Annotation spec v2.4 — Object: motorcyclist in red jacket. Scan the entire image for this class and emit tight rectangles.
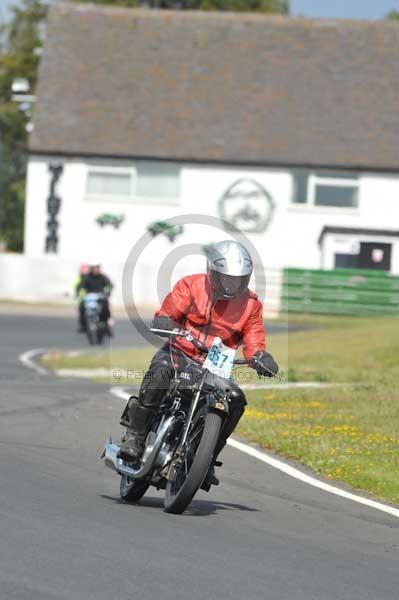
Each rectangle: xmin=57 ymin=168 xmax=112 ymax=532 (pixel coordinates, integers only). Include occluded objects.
xmin=119 ymin=240 xmax=278 ymax=485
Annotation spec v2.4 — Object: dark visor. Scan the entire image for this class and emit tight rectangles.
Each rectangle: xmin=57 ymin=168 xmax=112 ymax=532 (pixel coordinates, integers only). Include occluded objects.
xmin=210 ymin=271 xmax=250 ymax=298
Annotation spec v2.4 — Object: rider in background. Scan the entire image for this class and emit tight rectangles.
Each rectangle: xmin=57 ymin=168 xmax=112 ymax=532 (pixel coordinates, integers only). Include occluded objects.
xmin=81 ymin=264 xmax=114 ymax=332
xmin=75 ymin=263 xmax=90 ymax=333
xmin=119 ymin=240 xmax=278 ymax=486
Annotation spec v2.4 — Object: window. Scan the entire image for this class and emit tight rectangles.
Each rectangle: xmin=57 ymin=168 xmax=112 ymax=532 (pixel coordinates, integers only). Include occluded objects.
xmin=87 ymin=172 xmax=132 ymax=197
xmin=292 ymin=171 xmax=308 ymax=204
xmin=292 ymin=170 xmax=359 ymax=208
xmin=86 ymin=162 xmax=180 ymax=204
xmin=136 ymin=161 xmax=180 ymax=199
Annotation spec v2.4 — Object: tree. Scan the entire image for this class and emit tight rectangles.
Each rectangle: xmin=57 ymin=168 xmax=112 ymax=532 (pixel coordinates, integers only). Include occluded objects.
xmin=76 ymin=0 xmax=288 ymax=11
xmin=0 ymin=0 xmax=46 ymax=251
xmin=387 ymin=10 xmax=399 ymax=20
xmin=194 ymin=0 xmax=288 ymax=11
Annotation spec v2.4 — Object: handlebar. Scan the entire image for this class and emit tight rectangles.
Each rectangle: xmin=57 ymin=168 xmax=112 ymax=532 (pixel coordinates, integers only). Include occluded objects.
xmin=151 ymin=327 xmax=249 ymax=362
xmin=150 ymin=327 xmax=281 ymax=379
xmin=150 ymin=328 xmax=209 ymax=354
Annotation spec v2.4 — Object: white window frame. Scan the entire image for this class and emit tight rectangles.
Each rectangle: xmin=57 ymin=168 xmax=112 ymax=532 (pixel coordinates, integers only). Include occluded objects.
xmin=308 ymin=173 xmax=359 ymax=209
xmin=134 ymin=161 xmax=181 ymax=205
xmin=290 ymin=171 xmax=361 ymax=214
xmin=85 ymin=166 xmax=136 ymax=203
xmin=85 ymin=163 xmax=181 ymax=206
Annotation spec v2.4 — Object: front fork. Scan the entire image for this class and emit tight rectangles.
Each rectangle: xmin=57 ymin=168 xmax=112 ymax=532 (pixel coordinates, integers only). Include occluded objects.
xmin=177 ymin=384 xmax=229 ymax=456
xmin=179 ymin=387 xmax=202 ymax=449
xmin=165 ymin=389 xmax=203 ymax=481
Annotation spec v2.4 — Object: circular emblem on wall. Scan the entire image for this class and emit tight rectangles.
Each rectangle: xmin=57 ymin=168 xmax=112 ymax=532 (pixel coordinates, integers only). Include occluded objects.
xmin=218 ymin=178 xmax=275 ymax=234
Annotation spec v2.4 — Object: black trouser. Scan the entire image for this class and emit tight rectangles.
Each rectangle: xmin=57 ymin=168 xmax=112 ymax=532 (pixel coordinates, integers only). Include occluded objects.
xmin=136 ymin=345 xmax=247 ymax=458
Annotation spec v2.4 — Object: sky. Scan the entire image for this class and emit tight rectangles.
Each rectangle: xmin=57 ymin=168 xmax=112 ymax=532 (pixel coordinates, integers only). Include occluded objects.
xmin=0 ymin=0 xmax=16 ymax=21
xmin=291 ymin=0 xmax=398 ymax=20
xmin=0 ymin=0 xmax=398 ymax=20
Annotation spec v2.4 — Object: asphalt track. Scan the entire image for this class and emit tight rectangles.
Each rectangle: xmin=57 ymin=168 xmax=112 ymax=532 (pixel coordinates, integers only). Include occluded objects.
xmin=0 ymin=312 xmax=398 ymax=600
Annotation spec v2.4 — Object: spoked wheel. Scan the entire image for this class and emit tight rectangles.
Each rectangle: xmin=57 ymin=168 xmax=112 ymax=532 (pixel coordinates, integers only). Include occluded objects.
xmin=120 ymin=475 xmax=149 ymax=503
xmin=164 ymin=411 xmax=222 ymax=515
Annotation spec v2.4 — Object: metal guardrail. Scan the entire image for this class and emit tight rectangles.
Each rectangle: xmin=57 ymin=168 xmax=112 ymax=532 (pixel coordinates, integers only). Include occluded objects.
xmin=281 ymin=268 xmax=399 ymax=315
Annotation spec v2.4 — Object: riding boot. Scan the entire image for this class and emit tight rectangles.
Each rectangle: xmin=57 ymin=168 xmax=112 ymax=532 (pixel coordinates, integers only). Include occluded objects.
xmin=119 ymin=404 xmax=154 ymax=463
xmin=202 ymin=465 xmax=219 ymax=489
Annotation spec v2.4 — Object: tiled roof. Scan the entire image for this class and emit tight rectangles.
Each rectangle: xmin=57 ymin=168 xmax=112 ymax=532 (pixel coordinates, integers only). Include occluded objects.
xmin=30 ymin=3 xmax=399 ymax=170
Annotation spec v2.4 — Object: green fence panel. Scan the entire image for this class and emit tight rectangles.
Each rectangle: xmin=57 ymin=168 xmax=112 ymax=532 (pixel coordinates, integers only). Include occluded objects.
xmin=282 ymin=268 xmax=399 ymax=315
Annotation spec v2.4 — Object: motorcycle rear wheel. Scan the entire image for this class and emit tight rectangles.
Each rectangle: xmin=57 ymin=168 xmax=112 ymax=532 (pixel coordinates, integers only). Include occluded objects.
xmin=120 ymin=475 xmax=149 ymax=503
xmin=164 ymin=411 xmax=222 ymax=515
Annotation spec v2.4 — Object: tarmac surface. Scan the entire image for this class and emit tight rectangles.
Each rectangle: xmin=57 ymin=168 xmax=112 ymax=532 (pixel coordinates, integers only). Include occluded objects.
xmin=0 ymin=311 xmax=398 ymax=600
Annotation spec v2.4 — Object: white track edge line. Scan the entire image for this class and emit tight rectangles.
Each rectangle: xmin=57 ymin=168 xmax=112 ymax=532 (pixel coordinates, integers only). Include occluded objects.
xmin=110 ymin=385 xmax=399 ymax=520
xmin=19 ymin=348 xmax=49 ymax=375
xmin=226 ymin=438 xmax=399 ymax=519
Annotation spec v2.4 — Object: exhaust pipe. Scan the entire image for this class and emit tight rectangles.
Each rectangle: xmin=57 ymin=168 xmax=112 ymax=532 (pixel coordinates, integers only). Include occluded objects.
xmin=101 ymin=437 xmax=120 ymax=472
xmin=101 ymin=437 xmax=144 ymax=478
xmin=101 ymin=415 xmax=176 ymax=479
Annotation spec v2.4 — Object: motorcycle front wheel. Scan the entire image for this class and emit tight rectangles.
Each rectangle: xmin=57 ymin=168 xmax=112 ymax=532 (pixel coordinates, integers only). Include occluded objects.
xmin=120 ymin=475 xmax=149 ymax=503
xmin=164 ymin=411 xmax=222 ymax=515
xmin=86 ymin=319 xmax=97 ymax=345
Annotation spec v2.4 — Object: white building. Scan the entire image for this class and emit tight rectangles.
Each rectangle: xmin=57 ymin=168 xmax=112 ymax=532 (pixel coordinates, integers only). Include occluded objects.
xmin=22 ymin=4 xmax=399 ymax=307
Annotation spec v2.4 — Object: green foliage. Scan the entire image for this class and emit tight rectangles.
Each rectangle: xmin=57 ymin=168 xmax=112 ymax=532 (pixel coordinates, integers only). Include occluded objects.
xmin=387 ymin=10 xmax=399 ymax=20
xmin=76 ymin=0 xmax=140 ymax=5
xmin=196 ymin=0 xmax=288 ymax=11
xmin=0 ymin=0 xmax=46 ymax=251
xmin=75 ymin=0 xmax=288 ymax=12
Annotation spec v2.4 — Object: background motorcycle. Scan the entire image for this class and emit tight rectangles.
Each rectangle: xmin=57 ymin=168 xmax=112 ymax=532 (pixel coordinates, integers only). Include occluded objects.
xmin=83 ymin=293 xmax=111 ymax=345
xmin=102 ymin=328 xmax=272 ymax=514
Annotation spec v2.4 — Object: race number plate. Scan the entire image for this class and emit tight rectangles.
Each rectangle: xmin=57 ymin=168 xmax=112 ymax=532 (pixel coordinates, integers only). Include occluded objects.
xmin=203 ymin=337 xmax=236 ymax=379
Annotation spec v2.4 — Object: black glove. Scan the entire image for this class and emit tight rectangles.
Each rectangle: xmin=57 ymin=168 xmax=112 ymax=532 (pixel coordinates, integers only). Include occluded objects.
xmin=250 ymin=350 xmax=279 ymax=377
xmin=151 ymin=315 xmax=182 ymax=337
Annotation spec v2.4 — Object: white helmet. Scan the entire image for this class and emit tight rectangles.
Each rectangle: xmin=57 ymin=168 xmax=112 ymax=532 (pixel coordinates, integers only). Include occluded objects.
xmin=207 ymin=240 xmax=253 ymax=298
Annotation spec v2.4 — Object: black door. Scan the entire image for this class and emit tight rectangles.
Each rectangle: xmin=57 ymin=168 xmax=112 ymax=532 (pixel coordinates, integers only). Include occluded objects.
xmin=358 ymin=242 xmax=391 ymax=271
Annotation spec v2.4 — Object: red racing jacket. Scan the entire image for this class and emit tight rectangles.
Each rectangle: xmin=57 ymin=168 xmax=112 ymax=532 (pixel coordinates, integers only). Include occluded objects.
xmin=155 ymin=273 xmax=266 ymax=361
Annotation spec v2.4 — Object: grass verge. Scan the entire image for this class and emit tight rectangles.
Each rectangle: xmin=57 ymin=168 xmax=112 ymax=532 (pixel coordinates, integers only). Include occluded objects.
xmin=238 ymin=314 xmax=399 ymax=504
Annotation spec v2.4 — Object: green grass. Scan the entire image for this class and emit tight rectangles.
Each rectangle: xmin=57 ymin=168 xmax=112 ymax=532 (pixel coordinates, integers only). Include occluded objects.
xmin=238 ymin=386 xmax=399 ymax=504
xmin=239 ymin=314 xmax=399 ymax=504
xmin=41 ymin=314 xmax=399 ymax=504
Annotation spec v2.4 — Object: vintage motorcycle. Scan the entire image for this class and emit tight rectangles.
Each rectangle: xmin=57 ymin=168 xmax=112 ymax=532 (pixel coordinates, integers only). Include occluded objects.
xmin=102 ymin=328 xmax=270 ymax=514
